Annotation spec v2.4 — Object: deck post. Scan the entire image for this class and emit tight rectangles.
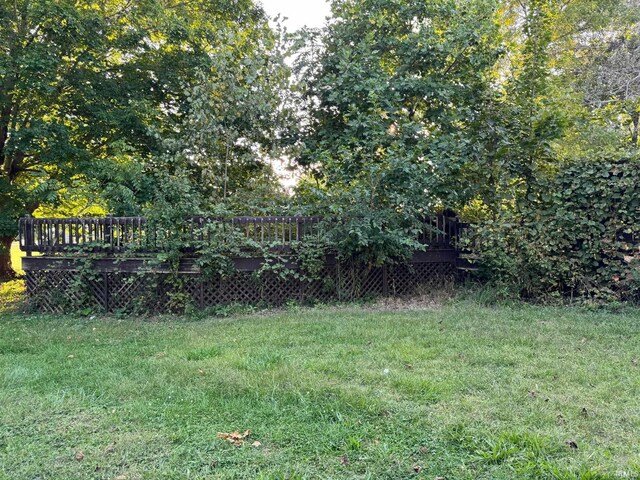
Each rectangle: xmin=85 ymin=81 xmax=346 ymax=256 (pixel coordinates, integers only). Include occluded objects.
xmin=105 ymin=215 xmax=113 ymax=251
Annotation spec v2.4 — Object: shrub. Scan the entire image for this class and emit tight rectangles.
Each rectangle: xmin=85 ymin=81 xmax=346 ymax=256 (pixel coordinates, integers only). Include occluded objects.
xmin=471 ymin=158 xmax=640 ymax=302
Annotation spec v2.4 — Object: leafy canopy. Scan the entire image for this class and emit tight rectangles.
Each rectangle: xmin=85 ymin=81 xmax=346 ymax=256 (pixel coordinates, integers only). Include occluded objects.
xmin=294 ymin=0 xmax=501 ymax=265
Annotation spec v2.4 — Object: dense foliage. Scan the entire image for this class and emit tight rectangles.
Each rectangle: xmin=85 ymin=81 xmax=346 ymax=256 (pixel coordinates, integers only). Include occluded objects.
xmin=0 ymin=0 xmax=287 ymax=276
xmin=471 ymin=159 xmax=640 ymax=301
xmin=294 ymin=0 xmax=501 ymax=265
xmin=3 ymin=0 xmax=640 ymax=303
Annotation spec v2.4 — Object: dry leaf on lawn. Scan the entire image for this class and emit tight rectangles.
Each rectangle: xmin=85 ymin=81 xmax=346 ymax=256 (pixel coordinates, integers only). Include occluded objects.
xmin=217 ymin=430 xmax=251 ymax=446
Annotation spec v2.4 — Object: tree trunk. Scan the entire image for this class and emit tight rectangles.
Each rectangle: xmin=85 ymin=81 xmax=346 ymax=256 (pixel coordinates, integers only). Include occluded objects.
xmin=0 ymin=236 xmax=16 ymax=280
xmin=631 ymin=110 xmax=639 ymax=149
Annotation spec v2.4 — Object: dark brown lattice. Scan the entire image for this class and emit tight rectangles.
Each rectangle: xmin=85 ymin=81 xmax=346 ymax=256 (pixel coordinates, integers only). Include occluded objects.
xmin=25 ymin=270 xmax=106 ymax=313
xmin=26 ymin=259 xmax=459 ymax=313
xmin=108 ymin=272 xmax=148 ymax=312
xmin=302 ymin=267 xmax=338 ymax=303
xmin=388 ymin=263 xmax=455 ymax=296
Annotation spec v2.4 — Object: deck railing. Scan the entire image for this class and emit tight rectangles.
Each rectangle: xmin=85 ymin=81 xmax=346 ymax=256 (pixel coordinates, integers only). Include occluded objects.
xmin=18 ymin=215 xmax=463 ymax=255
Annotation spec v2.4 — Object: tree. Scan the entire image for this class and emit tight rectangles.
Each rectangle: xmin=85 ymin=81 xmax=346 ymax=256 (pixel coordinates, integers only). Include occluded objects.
xmin=0 ymin=0 xmax=278 ymax=277
xmin=491 ymin=0 xmax=560 ymax=205
xmin=491 ymin=0 xmax=640 ymax=168
xmin=294 ymin=0 xmax=501 ymax=264
xmin=581 ymin=27 xmax=640 ymax=147
xmin=155 ymin=47 xmax=292 ymax=211
xmin=465 ymin=0 xmax=638 ymax=211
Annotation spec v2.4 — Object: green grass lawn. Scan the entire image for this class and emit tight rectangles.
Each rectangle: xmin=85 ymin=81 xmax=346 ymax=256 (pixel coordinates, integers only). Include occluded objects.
xmin=0 ymin=303 xmax=639 ymax=479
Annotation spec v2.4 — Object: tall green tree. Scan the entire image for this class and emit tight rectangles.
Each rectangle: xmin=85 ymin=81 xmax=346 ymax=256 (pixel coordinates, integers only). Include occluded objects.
xmin=487 ymin=0 xmax=560 ymax=207
xmin=155 ymin=48 xmax=292 ymax=211
xmin=0 ymin=0 xmax=278 ymax=277
xmin=468 ymin=0 xmax=637 ymax=211
xmin=491 ymin=0 xmax=640 ymax=169
xmin=294 ymin=0 xmax=501 ymax=265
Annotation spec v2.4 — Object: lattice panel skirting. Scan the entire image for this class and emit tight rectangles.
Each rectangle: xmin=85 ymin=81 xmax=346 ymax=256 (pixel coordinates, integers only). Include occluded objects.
xmin=387 ymin=262 xmax=456 ymax=296
xmin=26 ymin=270 xmax=108 ymax=313
xmin=25 ymin=262 xmax=457 ymax=313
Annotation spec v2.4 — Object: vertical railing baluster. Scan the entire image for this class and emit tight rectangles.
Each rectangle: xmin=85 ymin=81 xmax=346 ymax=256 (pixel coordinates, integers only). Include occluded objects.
xmin=54 ymin=220 xmax=59 ymax=251
xmin=25 ymin=217 xmax=33 ymax=257
xmin=46 ymin=219 xmax=51 ymax=253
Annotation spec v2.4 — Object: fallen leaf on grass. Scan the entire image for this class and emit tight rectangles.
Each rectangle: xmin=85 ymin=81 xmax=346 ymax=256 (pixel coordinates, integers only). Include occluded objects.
xmin=217 ymin=430 xmax=251 ymax=446
xmin=251 ymin=441 xmax=262 ymax=448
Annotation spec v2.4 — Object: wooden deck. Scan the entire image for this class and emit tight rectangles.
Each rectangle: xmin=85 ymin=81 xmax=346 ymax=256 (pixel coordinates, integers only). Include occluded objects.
xmin=19 ymin=215 xmax=467 ymax=313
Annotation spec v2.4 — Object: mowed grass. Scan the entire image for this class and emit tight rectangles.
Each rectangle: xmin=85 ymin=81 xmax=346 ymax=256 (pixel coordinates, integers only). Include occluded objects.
xmin=0 ymin=242 xmax=26 ymax=310
xmin=0 ymin=303 xmax=639 ymax=479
